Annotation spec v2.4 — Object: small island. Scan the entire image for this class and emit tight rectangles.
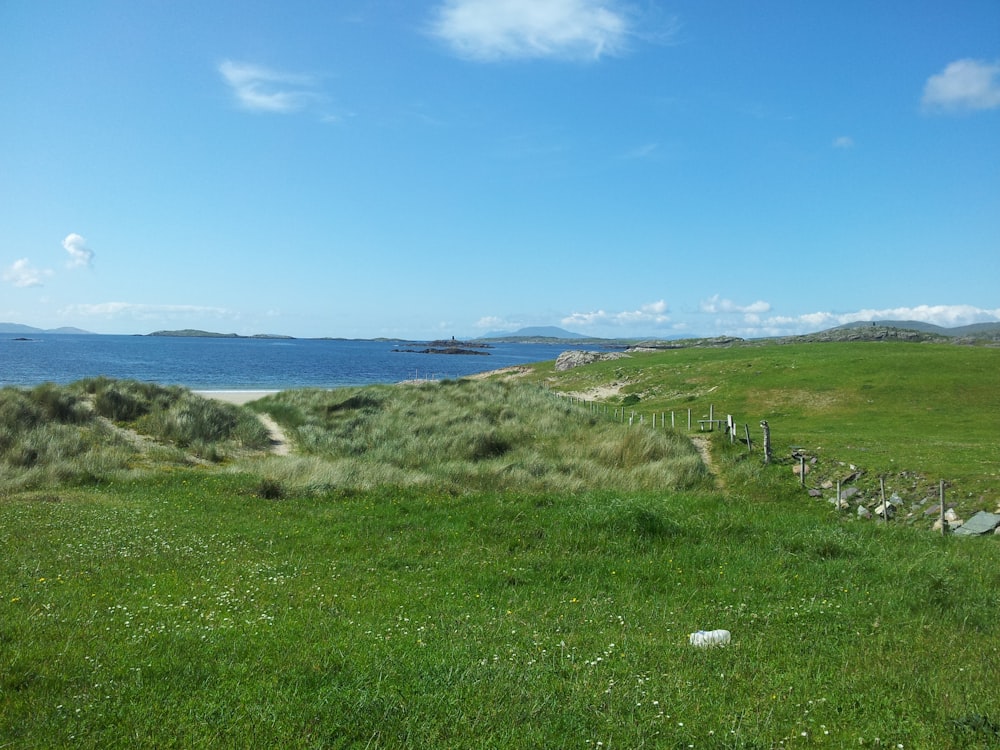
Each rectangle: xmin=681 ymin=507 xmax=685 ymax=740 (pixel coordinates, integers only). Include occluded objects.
xmin=392 ymin=339 xmax=493 ymax=356
xmin=147 ymin=329 xmax=294 ymax=339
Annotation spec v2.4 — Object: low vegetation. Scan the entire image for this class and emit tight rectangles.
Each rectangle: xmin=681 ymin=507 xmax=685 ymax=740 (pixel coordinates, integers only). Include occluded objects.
xmin=0 ymin=378 xmax=270 ymax=492
xmin=2 ymin=342 xmax=998 ymax=748
xmin=247 ymin=379 xmax=709 ymax=495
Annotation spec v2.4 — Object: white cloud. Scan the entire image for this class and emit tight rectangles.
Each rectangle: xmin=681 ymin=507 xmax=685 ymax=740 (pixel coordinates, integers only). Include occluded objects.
xmin=832 ymin=135 xmax=854 ymax=149
xmin=62 ymin=302 xmax=235 ymax=320
xmin=429 ymin=0 xmax=634 ymax=61
xmin=3 ymin=258 xmax=52 ymax=288
xmin=219 ymin=60 xmax=321 ymax=113
xmin=699 ymin=295 xmax=771 ymax=315
xmin=475 ymin=315 xmax=519 ymax=330
xmin=722 ymin=304 xmax=1000 ymax=339
xmin=562 ymin=299 xmax=670 ymax=328
xmin=62 ymin=233 xmax=94 ymax=268
xmin=921 ymin=58 xmax=1000 ymax=113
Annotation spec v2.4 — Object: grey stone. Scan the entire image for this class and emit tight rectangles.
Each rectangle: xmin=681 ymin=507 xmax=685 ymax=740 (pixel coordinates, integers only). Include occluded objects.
xmin=953 ymin=511 xmax=1000 ymax=537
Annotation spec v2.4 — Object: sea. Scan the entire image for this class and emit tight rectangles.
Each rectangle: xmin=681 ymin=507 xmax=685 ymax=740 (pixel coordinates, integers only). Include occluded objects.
xmin=1 ymin=334 xmax=606 ymax=391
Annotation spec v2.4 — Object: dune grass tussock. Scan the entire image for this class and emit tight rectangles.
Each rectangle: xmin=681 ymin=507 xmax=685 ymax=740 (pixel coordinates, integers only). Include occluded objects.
xmin=0 ymin=380 xmax=271 ymax=491
xmin=250 ymin=379 xmax=710 ymax=495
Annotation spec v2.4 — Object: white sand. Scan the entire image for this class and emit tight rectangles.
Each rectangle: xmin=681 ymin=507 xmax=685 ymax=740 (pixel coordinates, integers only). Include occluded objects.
xmin=193 ymin=390 xmax=279 ymax=405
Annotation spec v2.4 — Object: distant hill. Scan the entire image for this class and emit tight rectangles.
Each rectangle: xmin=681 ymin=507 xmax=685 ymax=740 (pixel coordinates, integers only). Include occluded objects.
xmin=479 ymin=326 xmax=586 ymax=340
xmin=0 ymin=322 xmax=93 ymax=335
xmin=830 ymin=320 xmax=1000 ymax=338
xmin=148 ymin=329 xmax=294 ymax=339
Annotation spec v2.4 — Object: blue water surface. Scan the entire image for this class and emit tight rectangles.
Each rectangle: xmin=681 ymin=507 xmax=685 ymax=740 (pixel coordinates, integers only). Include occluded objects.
xmin=0 ymin=335 xmax=603 ymax=390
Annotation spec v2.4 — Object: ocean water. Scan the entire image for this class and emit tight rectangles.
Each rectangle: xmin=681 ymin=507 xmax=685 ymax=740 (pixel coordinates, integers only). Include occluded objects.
xmin=0 ymin=334 xmax=602 ymax=390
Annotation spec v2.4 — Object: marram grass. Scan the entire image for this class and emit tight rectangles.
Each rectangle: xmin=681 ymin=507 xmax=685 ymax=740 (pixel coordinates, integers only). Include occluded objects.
xmin=249 ymin=379 xmax=710 ymax=495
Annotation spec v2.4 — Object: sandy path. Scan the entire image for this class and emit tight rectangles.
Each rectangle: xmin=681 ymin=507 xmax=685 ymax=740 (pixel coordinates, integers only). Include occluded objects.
xmin=689 ymin=434 xmax=723 ymax=489
xmin=195 ymin=391 xmax=290 ymax=455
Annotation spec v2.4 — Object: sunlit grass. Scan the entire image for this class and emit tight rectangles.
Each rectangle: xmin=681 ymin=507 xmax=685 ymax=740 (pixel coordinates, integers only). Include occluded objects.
xmin=2 ymin=472 xmax=998 ymax=748
xmin=2 ymin=346 xmax=999 ymax=748
xmin=0 ymin=380 xmax=271 ymax=492
xmin=249 ymin=379 xmax=709 ymax=495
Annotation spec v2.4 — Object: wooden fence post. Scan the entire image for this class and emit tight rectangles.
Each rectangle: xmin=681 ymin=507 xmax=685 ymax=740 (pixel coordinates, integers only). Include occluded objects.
xmin=760 ymin=420 xmax=772 ymax=464
xmin=939 ymin=479 xmax=946 ymax=536
xmin=744 ymin=424 xmax=752 ymax=454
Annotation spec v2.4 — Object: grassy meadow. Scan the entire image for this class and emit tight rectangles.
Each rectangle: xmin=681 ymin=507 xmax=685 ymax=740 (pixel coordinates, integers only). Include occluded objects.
xmin=2 ymin=341 xmax=999 ymax=748
xmin=524 ymin=341 xmax=1000 ymax=518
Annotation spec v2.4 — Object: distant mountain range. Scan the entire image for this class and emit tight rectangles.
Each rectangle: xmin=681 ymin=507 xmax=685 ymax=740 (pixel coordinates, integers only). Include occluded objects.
xmin=0 ymin=322 xmax=93 ymax=335
xmin=478 ymin=326 xmax=587 ymax=339
xmin=3 ymin=320 xmax=999 ymax=341
xmin=830 ymin=320 xmax=1000 ymax=337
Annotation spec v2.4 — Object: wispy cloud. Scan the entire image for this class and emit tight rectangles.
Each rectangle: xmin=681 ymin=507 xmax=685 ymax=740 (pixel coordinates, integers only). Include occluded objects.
xmin=625 ymin=142 xmax=658 ymax=159
xmin=475 ymin=315 xmax=520 ymax=331
xmin=699 ymin=295 xmax=770 ymax=316
xmin=720 ymin=304 xmax=1000 ymax=338
xmin=429 ymin=0 xmax=637 ymax=62
xmin=63 ymin=233 xmax=94 ymax=268
xmin=921 ymin=58 xmax=1000 ymax=113
xmin=62 ymin=302 xmax=235 ymax=320
xmin=832 ymin=135 xmax=854 ymax=149
xmin=562 ymin=299 xmax=670 ymax=328
xmin=3 ymin=258 xmax=52 ymax=288
xmin=218 ymin=60 xmax=321 ymax=113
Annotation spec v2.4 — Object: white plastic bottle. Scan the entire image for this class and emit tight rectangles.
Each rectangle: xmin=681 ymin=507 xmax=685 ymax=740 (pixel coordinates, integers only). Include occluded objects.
xmin=689 ymin=629 xmax=731 ymax=648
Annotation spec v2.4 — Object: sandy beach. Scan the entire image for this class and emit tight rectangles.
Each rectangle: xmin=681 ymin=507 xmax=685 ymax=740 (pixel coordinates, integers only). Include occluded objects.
xmin=194 ymin=390 xmax=279 ymax=405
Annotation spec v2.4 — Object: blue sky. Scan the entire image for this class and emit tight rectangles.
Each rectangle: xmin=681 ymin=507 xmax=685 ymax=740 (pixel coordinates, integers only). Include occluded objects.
xmin=2 ymin=1 xmax=998 ymax=339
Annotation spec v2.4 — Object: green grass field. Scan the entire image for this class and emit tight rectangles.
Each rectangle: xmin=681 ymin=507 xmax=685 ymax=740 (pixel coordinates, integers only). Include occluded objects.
xmin=525 ymin=342 xmax=1000 ymax=518
xmin=2 ymin=342 xmax=998 ymax=748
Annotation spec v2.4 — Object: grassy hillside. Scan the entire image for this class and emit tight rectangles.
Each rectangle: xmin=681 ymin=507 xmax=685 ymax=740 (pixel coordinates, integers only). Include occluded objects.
xmin=519 ymin=341 xmax=1000 ymax=520
xmin=1 ymin=351 xmax=998 ymax=748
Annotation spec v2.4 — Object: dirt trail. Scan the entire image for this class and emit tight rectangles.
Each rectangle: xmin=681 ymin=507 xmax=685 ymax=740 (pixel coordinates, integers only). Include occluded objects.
xmin=193 ymin=391 xmax=290 ymax=456
xmin=689 ymin=434 xmax=724 ymax=489
xmin=256 ymin=413 xmax=291 ymax=456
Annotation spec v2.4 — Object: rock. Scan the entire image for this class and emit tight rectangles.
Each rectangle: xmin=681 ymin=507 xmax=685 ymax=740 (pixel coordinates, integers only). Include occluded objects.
xmin=953 ymin=511 xmax=1000 ymax=537
xmin=842 ymin=486 xmax=860 ymax=500
xmin=554 ymin=350 xmax=629 ymax=371
xmin=945 ymin=508 xmax=960 ymax=522
xmin=874 ymin=503 xmax=895 ymax=519
xmin=821 ymin=480 xmax=834 ymax=490
xmin=792 ymin=463 xmax=811 ymax=476
xmin=858 ymin=505 xmax=872 ymax=519
xmin=808 ymin=488 xmax=823 ymax=497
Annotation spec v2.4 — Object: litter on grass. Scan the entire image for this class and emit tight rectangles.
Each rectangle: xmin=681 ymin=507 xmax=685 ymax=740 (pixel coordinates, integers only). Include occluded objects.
xmin=689 ymin=629 xmax=731 ymax=648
